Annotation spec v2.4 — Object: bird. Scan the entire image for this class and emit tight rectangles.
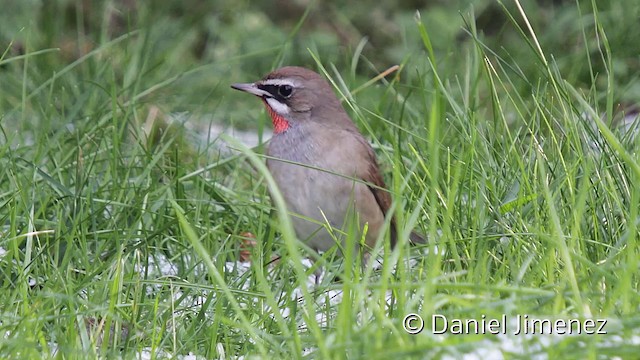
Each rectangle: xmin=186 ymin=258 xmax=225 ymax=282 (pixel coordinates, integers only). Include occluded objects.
xmin=231 ymin=66 xmax=424 ymax=255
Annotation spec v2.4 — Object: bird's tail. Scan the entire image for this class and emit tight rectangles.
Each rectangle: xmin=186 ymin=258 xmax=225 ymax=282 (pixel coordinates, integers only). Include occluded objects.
xmin=409 ymin=230 xmax=427 ymax=245
xmin=389 ymin=220 xmax=426 ymax=247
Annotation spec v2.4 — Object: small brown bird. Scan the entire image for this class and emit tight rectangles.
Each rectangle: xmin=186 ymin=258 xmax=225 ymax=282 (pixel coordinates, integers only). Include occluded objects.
xmin=231 ymin=66 xmax=423 ymax=254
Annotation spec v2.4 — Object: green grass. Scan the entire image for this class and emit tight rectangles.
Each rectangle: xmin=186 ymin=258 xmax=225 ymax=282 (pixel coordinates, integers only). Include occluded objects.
xmin=1 ymin=0 xmax=639 ymax=359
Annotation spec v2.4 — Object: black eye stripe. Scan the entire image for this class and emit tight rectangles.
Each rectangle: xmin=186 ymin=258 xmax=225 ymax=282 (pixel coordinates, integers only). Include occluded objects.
xmin=257 ymin=84 xmax=279 ymax=95
xmin=257 ymin=84 xmax=292 ymax=102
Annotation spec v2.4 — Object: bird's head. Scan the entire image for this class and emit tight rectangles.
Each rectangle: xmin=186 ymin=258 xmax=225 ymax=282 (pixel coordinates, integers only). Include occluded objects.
xmin=231 ymin=66 xmax=346 ymax=134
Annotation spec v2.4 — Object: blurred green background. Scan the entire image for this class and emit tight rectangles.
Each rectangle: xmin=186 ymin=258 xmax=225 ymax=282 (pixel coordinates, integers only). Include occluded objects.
xmin=3 ymin=0 xmax=638 ymax=128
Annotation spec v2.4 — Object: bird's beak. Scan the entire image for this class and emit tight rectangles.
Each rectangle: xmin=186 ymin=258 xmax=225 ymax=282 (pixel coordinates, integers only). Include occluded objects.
xmin=230 ymin=83 xmax=272 ymax=98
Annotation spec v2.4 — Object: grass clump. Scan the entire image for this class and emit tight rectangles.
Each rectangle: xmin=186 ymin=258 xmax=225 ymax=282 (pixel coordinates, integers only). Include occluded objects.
xmin=1 ymin=0 xmax=639 ymax=358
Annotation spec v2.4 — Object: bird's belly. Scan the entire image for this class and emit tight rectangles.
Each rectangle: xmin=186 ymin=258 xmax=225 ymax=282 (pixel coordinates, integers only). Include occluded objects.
xmin=267 ymin=158 xmax=358 ymax=251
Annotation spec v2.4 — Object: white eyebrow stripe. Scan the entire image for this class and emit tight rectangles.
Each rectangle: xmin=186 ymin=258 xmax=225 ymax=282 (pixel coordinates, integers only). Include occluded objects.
xmin=260 ymin=78 xmax=297 ymax=87
xmin=265 ymin=97 xmax=291 ymax=115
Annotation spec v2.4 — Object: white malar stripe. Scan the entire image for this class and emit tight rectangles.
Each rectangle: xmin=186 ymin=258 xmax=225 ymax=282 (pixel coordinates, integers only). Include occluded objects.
xmin=265 ymin=97 xmax=291 ymax=115
xmin=260 ymin=78 xmax=297 ymax=88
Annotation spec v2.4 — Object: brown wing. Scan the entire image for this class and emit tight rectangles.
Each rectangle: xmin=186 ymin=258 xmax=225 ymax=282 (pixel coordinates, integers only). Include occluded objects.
xmin=327 ymin=127 xmax=425 ymax=247
xmin=358 ymin=136 xmax=426 ymax=247
xmin=361 ymin=148 xmax=398 ymax=248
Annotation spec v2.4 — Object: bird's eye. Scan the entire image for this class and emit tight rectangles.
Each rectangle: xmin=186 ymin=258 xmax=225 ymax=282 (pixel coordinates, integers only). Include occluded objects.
xmin=278 ymin=85 xmax=293 ymax=98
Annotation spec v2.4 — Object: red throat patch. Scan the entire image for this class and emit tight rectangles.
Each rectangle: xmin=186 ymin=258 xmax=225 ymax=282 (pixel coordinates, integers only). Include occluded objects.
xmin=262 ymin=100 xmax=290 ymax=134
